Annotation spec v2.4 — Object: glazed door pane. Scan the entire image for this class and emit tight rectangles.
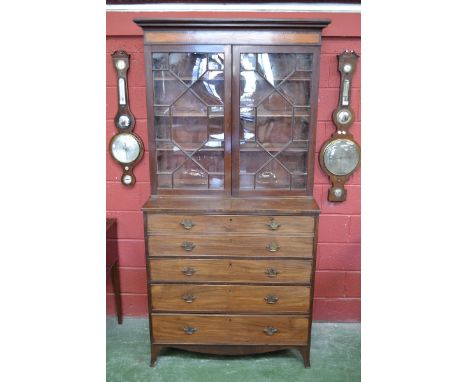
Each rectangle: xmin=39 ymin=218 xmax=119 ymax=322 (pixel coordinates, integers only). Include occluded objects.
xmin=237 ymin=50 xmax=315 ymax=191
xmin=152 ymin=50 xmax=226 ymax=190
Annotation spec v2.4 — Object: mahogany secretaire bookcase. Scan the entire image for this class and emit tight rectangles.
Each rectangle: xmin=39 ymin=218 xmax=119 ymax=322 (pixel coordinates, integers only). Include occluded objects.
xmin=135 ymin=18 xmax=330 ymax=367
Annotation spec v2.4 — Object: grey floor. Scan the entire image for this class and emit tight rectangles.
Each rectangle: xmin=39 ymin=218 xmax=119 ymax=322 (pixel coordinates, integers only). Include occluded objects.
xmin=107 ymin=317 xmax=360 ymax=382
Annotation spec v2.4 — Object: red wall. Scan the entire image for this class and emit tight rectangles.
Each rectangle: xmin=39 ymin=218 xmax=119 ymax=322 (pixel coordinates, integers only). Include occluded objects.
xmin=106 ymin=11 xmax=361 ymax=322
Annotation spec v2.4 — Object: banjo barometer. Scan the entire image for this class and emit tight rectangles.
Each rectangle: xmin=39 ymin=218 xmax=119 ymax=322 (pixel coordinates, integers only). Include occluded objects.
xmin=109 ymin=50 xmax=144 ymax=186
xmin=319 ymin=50 xmax=360 ymax=202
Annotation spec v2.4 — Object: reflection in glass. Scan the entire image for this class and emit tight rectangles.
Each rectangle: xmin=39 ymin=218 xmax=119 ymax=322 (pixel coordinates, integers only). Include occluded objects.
xmin=157 ymin=174 xmax=172 ymax=188
xmin=296 ymin=54 xmax=313 ymax=71
xmin=257 ymin=92 xmax=292 ymax=149
xmin=172 ymin=90 xmax=207 ymax=115
xmin=191 ymin=71 xmax=224 ymax=105
xmin=169 ymin=53 xmax=207 ymax=84
xmin=209 ymin=175 xmax=224 ymax=189
xmin=256 ymin=116 xmax=291 ymax=149
xmin=173 ymin=159 xmax=208 ymax=189
xmin=240 ymin=174 xmax=254 ymax=189
xmin=153 ymin=52 xmax=225 ymax=190
xmin=279 ymin=75 xmax=311 ymax=106
xmin=156 ymin=145 xmax=186 ymax=172
xmin=256 ymin=160 xmax=290 ymax=189
xmin=172 ymin=116 xmax=208 ymax=150
xmin=239 ymin=148 xmax=271 ymax=174
xmin=208 ymin=53 xmax=224 ymax=70
xmin=154 ymin=71 xmax=186 ymax=105
xmin=277 ymin=151 xmax=307 ymax=173
xmin=193 ymin=150 xmax=224 ymax=173
xmin=208 ymin=109 xmax=224 ymax=141
xmin=240 ymin=107 xmax=255 ymax=141
xmin=240 ymin=71 xmax=273 ymax=108
xmin=240 ymin=53 xmax=256 ymax=71
xmin=294 ymin=110 xmax=310 ymax=140
xmin=286 ymin=141 xmax=309 ymax=150
xmin=203 ymin=140 xmax=224 ymax=149
xmin=153 ymin=53 xmax=168 ymax=70
xmin=154 ymin=106 xmax=170 ymax=140
xmin=257 ymin=91 xmax=292 ymax=116
xmin=257 ymin=53 xmax=295 ymax=86
xmin=238 ymin=52 xmax=314 ymax=191
xmin=291 ymin=175 xmax=307 ymax=190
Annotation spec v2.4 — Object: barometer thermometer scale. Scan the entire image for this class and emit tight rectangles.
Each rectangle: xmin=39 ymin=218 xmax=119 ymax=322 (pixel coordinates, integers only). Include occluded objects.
xmin=110 ymin=50 xmax=144 ymax=186
xmin=319 ymin=50 xmax=360 ymax=202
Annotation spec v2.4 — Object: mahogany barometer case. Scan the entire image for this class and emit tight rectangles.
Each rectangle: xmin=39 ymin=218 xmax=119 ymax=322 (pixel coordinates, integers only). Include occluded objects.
xmin=135 ymin=18 xmax=330 ymax=367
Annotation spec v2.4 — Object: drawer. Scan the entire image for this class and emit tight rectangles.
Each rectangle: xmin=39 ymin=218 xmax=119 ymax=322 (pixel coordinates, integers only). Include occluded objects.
xmin=152 ymin=314 xmax=309 ymax=345
xmin=149 ymin=259 xmax=311 ymax=284
xmin=151 ymin=284 xmax=310 ymax=313
xmin=147 ymin=235 xmax=313 ymax=258
xmin=146 ymin=214 xmax=314 ymax=234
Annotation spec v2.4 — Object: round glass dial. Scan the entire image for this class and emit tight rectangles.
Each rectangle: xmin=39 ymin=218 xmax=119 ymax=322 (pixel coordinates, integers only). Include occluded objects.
xmin=337 ymin=109 xmax=352 ymax=124
xmin=118 ymin=115 xmax=131 ymax=128
xmin=323 ymin=139 xmax=360 ymax=176
xmin=110 ymin=133 xmax=141 ymax=164
xmin=343 ymin=63 xmax=353 ymax=73
xmin=122 ymin=174 xmax=133 ymax=185
xmin=333 ymin=188 xmax=344 ymax=197
xmin=115 ymin=59 xmax=126 ymax=70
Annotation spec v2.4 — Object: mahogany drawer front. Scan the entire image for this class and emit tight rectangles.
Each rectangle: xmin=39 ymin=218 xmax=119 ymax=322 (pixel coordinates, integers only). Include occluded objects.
xmin=151 ymin=284 xmax=310 ymax=313
xmin=147 ymin=235 xmax=313 ymax=258
xmin=146 ymin=214 xmax=314 ymax=234
xmin=152 ymin=314 xmax=309 ymax=345
xmin=149 ymin=259 xmax=311 ymax=284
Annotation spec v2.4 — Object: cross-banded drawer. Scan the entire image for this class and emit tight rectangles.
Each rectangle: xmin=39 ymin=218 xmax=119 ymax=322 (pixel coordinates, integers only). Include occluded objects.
xmin=146 ymin=214 xmax=314 ymax=235
xmin=149 ymin=258 xmax=311 ymax=284
xmin=147 ymin=235 xmax=313 ymax=258
xmin=152 ymin=314 xmax=309 ymax=345
xmin=151 ymin=284 xmax=310 ymax=313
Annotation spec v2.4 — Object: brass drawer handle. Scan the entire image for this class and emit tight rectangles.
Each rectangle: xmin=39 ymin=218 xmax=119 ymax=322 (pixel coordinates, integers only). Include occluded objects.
xmin=266 ymin=242 xmax=280 ymax=252
xmin=183 ymin=326 xmax=198 ymax=335
xmin=266 ymin=219 xmax=281 ymax=231
xmin=182 ymin=293 xmax=196 ymax=303
xmin=265 ymin=267 xmax=280 ymax=278
xmin=181 ymin=241 xmax=195 ymax=251
xmin=263 ymin=326 xmax=278 ymax=336
xmin=180 ymin=219 xmax=195 ymax=230
xmin=264 ymin=295 xmax=279 ymax=304
xmin=181 ymin=267 xmax=196 ymax=276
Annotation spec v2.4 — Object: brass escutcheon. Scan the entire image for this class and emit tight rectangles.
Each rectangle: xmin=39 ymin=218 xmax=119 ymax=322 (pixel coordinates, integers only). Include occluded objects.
xmin=264 ymin=295 xmax=279 ymax=304
xmin=265 ymin=267 xmax=280 ymax=278
xmin=266 ymin=242 xmax=280 ymax=252
xmin=181 ymin=267 xmax=196 ymax=276
xmin=181 ymin=241 xmax=195 ymax=251
xmin=266 ymin=219 xmax=281 ymax=231
xmin=263 ymin=326 xmax=278 ymax=336
xmin=183 ymin=326 xmax=198 ymax=335
xmin=182 ymin=293 xmax=196 ymax=303
xmin=180 ymin=219 xmax=195 ymax=230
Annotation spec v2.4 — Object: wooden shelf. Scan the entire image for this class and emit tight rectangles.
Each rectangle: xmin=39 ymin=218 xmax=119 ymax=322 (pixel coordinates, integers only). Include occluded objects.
xmin=153 ymin=76 xmax=224 ymax=81
xmin=154 ymin=112 xmax=224 ymax=117
xmin=153 ymin=112 xmax=309 ymax=117
xmin=156 ymin=142 xmax=224 ymax=151
xmin=240 ymin=147 xmax=307 ymax=153
xmin=240 ymin=172 xmax=307 ymax=176
xmin=240 ymin=142 xmax=308 ymax=152
xmin=254 ymin=113 xmax=309 ymax=118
